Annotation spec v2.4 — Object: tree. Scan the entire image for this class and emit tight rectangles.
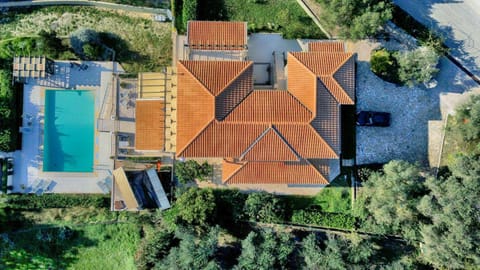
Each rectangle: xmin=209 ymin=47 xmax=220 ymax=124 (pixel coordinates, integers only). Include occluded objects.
xmin=82 ymin=43 xmax=102 ymax=60
xmin=396 ymin=46 xmax=440 ymax=87
xmin=417 ymin=154 xmax=480 ymax=269
xmin=37 ymin=30 xmax=66 ymax=58
xmin=301 ymin=234 xmax=323 ymax=270
xmin=69 ymin=28 xmax=101 ymax=59
xmin=182 ymin=0 xmax=197 ymax=31
xmin=135 ymin=229 xmax=176 ymax=270
xmin=174 ymin=188 xmax=216 ymax=231
xmin=453 ymin=94 xmax=480 ymax=142
xmin=354 ymin=160 xmax=426 ymax=241
xmin=319 ymin=0 xmax=392 ymax=40
xmin=301 ymin=233 xmax=376 ymax=270
xmin=175 ymin=160 xmax=213 ymax=184
xmin=157 ymin=226 xmax=220 ymax=270
xmin=234 ymin=229 xmax=294 ymax=270
xmin=243 ymin=191 xmax=285 ymax=223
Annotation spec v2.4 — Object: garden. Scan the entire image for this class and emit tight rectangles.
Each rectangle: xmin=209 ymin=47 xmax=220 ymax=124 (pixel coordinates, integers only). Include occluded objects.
xmin=173 ymin=0 xmax=326 ymax=39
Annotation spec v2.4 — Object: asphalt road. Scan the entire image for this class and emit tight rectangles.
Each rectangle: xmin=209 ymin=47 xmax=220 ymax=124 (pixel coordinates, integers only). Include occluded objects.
xmin=394 ymin=0 xmax=480 ymax=78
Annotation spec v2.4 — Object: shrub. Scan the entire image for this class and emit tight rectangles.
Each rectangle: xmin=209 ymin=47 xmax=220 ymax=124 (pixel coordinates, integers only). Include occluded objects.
xmin=69 ymin=28 xmax=101 ymax=59
xmin=212 ymin=189 xmax=247 ymax=227
xmin=135 ymin=229 xmax=176 ymax=270
xmin=6 ymin=194 xmax=110 ymax=209
xmin=291 ymin=210 xmax=355 ymax=229
xmin=244 ymin=192 xmax=285 ymax=223
xmin=453 ymin=95 xmax=480 ymax=142
xmin=174 ymin=160 xmax=212 ymax=184
xmin=182 ymin=0 xmax=197 ymax=31
xmin=396 ymin=46 xmax=440 ymax=87
xmin=174 ymin=188 xmax=216 ymax=232
xmin=370 ymin=48 xmax=400 ymax=83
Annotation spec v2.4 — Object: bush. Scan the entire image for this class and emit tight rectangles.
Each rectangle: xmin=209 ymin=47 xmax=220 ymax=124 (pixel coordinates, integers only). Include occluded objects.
xmin=135 ymin=229 xmax=176 ymax=270
xmin=212 ymin=189 xmax=247 ymax=227
xmin=182 ymin=0 xmax=197 ymax=31
xmin=174 ymin=160 xmax=212 ymax=184
xmin=174 ymin=188 xmax=216 ymax=232
xmin=454 ymin=95 xmax=480 ymax=142
xmin=291 ymin=210 xmax=355 ymax=229
xmin=69 ymin=28 xmax=102 ymax=59
xmin=244 ymin=192 xmax=285 ymax=223
xmin=396 ymin=46 xmax=440 ymax=87
xmin=6 ymin=194 xmax=110 ymax=209
xmin=370 ymin=48 xmax=400 ymax=83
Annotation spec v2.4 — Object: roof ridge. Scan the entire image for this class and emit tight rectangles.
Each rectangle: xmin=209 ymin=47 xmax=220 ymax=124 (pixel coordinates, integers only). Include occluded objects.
xmin=331 ymin=52 xmax=354 ymax=75
xmin=239 ymin=127 xmax=271 ymax=160
xmin=304 ymin=159 xmax=330 ymax=184
xmin=305 ymin=123 xmax=339 ymax=158
xmin=285 ymin=91 xmax=315 ymax=122
xmin=270 ymin=125 xmax=302 ymax=160
xmin=288 ymin=52 xmax=316 ymax=77
xmin=320 ymin=76 xmax=354 ymax=104
xmin=223 ymin=161 xmax=248 ymax=184
xmin=178 ymin=61 xmax=216 ymax=97
xmin=176 ymin=120 xmax=215 ymax=157
xmin=216 ymin=61 xmax=253 ymax=97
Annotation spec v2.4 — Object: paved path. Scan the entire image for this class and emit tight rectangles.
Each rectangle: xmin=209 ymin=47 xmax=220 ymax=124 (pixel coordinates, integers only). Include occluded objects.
xmin=0 ymin=0 xmax=171 ymax=18
xmin=394 ymin=0 xmax=480 ymax=79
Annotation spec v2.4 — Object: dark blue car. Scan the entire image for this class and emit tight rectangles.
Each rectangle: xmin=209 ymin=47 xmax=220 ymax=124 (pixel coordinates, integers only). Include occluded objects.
xmin=357 ymin=111 xmax=391 ymax=127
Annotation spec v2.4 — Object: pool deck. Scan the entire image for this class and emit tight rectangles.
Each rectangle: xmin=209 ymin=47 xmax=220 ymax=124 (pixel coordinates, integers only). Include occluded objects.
xmin=13 ymin=61 xmax=122 ymax=193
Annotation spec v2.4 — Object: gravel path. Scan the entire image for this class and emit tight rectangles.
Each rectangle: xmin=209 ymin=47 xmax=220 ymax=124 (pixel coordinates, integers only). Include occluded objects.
xmin=353 ymin=40 xmax=476 ymax=165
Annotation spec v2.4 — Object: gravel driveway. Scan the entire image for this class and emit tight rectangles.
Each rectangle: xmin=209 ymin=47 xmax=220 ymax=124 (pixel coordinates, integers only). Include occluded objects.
xmin=353 ymin=40 xmax=476 ymax=165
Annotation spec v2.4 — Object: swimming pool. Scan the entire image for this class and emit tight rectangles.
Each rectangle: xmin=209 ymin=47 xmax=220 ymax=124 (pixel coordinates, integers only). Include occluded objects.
xmin=43 ymin=90 xmax=95 ymax=172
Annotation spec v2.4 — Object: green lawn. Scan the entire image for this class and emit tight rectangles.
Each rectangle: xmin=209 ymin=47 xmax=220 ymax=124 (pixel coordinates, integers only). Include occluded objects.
xmin=6 ymin=223 xmax=140 ymax=270
xmin=0 ymin=6 xmax=171 ymax=73
xmin=440 ymin=116 xmax=479 ymax=168
xmin=189 ymin=0 xmax=326 ymax=39
xmin=283 ymin=172 xmax=352 ymax=215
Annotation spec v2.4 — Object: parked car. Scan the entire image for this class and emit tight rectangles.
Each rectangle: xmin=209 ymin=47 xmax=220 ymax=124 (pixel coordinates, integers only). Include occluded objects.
xmin=357 ymin=111 xmax=391 ymax=127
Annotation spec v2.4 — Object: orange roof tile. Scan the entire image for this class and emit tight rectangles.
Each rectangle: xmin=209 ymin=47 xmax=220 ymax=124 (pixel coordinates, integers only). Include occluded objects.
xmin=224 ymin=91 xmax=312 ymax=123
xmin=179 ymin=61 xmax=253 ymax=96
xmin=289 ymin=52 xmax=353 ymax=77
xmin=188 ymin=21 xmax=247 ymax=51
xmin=309 ymin=41 xmax=345 ymax=52
xmin=176 ymin=63 xmax=215 ymax=154
xmin=176 ymin=38 xmax=355 ymax=186
xmin=135 ymin=99 xmax=165 ymax=150
xmin=224 ymin=161 xmax=329 ymax=185
xmin=275 ymin=124 xmax=338 ymax=159
xmin=241 ymin=127 xmax=299 ymax=161
xmin=179 ymin=122 xmax=268 ymax=157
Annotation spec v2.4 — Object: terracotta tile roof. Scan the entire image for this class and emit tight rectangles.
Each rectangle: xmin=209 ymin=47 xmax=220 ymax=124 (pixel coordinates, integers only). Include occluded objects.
xmin=288 ymin=52 xmax=355 ymax=105
xmin=241 ymin=127 xmax=299 ymax=161
xmin=176 ymin=39 xmax=355 ymax=186
xmin=188 ymin=21 xmax=247 ymax=51
xmin=223 ymin=161 xmax=329 ymax=185
xmin=309 ymin=41 xmax=345 ymax=52
xmin=275 ymin=124 xmax=338 ymax=159
xmin=176 ymin=63 xmax=215 ymax=154
xmin=135 ymin=99 xmax=165 ymax=150
xmin=224 ymin=91 xmax=312 ymax=123
xmin=179 ymin=61 xmax=252 ymax=96
xmin=179 ymin=122 xmax=268 ymax=157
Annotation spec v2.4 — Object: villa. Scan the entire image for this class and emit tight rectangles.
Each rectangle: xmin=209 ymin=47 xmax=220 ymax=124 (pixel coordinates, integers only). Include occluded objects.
xmin=173 ymin=21 xmax=356 ymax=193
xmin=9 ymin=21 xmax=356 ymax=198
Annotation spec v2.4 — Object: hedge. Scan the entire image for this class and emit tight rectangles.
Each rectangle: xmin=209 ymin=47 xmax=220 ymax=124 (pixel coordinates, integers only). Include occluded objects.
xmin=291 ymin=210 xmax=355 ymax=230
xmin=6 ymin=194 xmax=110 ymax=209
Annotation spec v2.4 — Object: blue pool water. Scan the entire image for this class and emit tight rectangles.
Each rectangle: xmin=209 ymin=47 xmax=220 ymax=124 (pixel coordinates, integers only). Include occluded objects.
xmin=43 ymin=90 xmax=95 ymax=172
